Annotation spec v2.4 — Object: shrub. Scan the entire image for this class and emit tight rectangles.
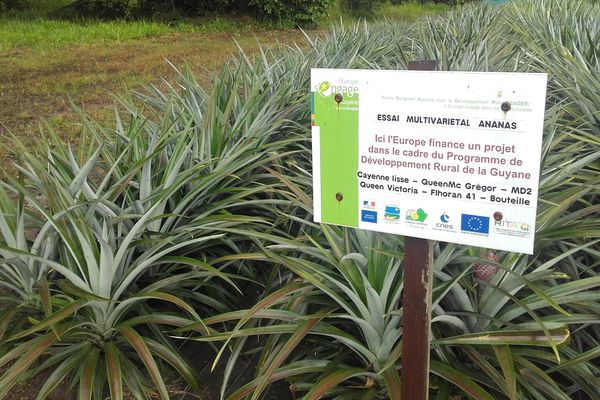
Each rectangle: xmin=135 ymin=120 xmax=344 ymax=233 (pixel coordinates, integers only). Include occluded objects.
xmin=342 ymin=0 xmax=387 ymax=16
xmin=249 ymin=0 xmax=334 ymax=26
xmin=135 ymin=0 xmax=245 ymax=18
xmin=61 ymin=0 xmax=130 ymax=19
xmin=0 ymin=0 xmax=27 ymax=13
xmin=136 ymin=0 xmax=333 ymax=26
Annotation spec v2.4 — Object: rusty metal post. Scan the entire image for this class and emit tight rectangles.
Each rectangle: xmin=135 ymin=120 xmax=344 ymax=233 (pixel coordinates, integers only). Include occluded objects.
xmin=400 ymin=60 xmax=440 ymax=400
xmin=401 ymin=237 xmax=434 ymax=400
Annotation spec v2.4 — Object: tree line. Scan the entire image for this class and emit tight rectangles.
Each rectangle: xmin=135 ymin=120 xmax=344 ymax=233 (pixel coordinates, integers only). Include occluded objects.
xmin=1 ymin=0 xmax=473 ymax=26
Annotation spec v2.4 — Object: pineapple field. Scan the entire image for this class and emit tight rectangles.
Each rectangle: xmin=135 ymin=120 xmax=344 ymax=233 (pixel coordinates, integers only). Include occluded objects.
xmin=0 ymin=0 xmax=598 ymax=399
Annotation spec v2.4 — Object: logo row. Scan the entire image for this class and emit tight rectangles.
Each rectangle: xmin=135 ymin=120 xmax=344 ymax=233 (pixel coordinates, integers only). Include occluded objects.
xmin=360 ymin=201 xmax=531 ymax=237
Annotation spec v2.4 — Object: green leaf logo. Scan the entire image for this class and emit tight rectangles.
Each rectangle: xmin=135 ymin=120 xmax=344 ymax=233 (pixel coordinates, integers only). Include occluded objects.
xmin=318 ymin=81 xmax=331 ymax=96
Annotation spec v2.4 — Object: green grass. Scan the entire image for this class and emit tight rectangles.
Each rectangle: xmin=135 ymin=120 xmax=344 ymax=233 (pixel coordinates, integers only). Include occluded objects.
xmin=375 ymin=1 xmax=452 ymax=20
xmin=0 ymin=18 xmax=174 ymax=51
xmin=0 ymin=16 xmax=277 ymax=52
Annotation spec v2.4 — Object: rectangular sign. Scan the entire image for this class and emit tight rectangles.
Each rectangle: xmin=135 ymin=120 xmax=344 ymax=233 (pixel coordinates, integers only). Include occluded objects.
xmin=311 ymin=69 xmax=547 ymax=254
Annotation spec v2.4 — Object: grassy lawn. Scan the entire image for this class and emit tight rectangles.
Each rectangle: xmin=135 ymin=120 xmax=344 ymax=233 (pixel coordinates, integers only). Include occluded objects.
xmin=0 ymin=1 xmax=450 ymax=176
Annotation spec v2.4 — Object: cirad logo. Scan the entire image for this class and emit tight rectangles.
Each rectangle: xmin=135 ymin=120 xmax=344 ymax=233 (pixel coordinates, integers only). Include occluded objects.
xmin=315 ymin=79 xmax=359 ymax=98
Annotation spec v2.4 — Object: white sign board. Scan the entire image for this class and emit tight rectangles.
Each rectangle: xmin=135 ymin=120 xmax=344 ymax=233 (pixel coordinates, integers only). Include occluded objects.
xmin=311 ymin=69 xmax=547 ymax=254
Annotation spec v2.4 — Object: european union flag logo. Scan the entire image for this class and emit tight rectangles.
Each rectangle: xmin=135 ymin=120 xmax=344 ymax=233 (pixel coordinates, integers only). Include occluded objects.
xmin=461 ymin=214 xmax=490 ymax=234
